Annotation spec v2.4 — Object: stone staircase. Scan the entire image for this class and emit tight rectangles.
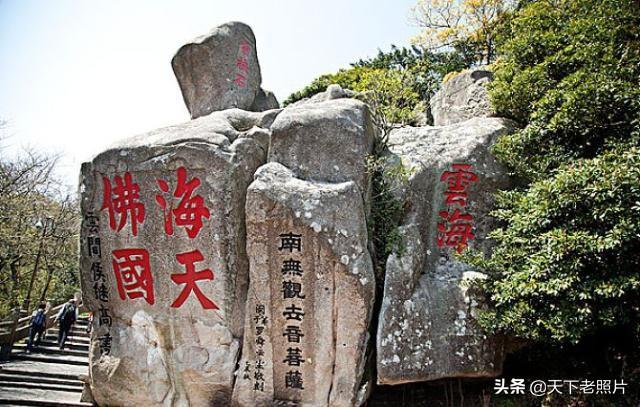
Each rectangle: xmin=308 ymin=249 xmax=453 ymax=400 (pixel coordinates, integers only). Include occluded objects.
xmin=0 ymin=317 xmax=91 ymax=406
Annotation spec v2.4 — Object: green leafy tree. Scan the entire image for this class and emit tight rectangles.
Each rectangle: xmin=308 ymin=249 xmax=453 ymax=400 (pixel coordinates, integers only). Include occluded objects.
xmin=283 ymin=46 xmax=471 ymax=127
xmin=412 ymin=0 xmax=515 ymax=64
xmin=351 ymin=45 xmax=473 ymax=101
xmin=468 ymin=0 xmax=640 ymax=344
xmin=352 ymin=68 xmax=424 ymax=145
xmin=0 ymin=123 xmax=80 ymax=317
xmin=284 ymin=66 xmax=424 ymax=131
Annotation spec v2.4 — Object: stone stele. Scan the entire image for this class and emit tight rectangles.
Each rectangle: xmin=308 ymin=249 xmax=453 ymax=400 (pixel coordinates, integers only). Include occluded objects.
xmin=232 ymin=163 xmax=375 ymax=407
xmin=79 ymin=109 xmax=272 ymax=405
xmin=376 ymin=117 xmax=515 ymax=385
xmin=172 ymin=21 xmax=262 ymax=119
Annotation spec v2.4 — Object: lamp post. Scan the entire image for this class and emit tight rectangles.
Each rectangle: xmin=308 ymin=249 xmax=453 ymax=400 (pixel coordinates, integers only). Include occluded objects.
xmin=22 ymin=216 xmax=54 ymax=313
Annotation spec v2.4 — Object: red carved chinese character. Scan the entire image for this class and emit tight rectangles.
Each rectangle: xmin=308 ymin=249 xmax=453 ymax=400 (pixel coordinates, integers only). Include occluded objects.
xmin=112 ymin=248 xmax=154 ymax=305
xmin=156 ymin=167 xmax=211 ymax=239
xmin=440 ymin=163 xmax=478 ymax=206
xmin=236 ymin=56 xmax=249 ymax=73
xmin=102 ymin=172 xmax=145 ymax=236
xmin=170 ymin=250 xmax=218 ymax=309
xmin=239 ymin=40 xmax=251 ymax=56
xmin=233 ymin=73 xmax=247 ymax=88
xmin=437 ymin=209 xmax=475 ymax=253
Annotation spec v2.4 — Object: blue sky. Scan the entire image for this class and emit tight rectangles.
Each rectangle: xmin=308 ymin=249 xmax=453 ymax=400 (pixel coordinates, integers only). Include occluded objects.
xmin=0 ymin=0 xmax=418 ymax=188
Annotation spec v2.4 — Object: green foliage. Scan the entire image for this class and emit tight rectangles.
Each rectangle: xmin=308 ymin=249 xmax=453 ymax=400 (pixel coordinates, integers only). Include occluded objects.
xmin=351 ymin=45 xmax=474 ymax=101
xmin=366 ymin=156 xmax=412 ymax=285
xmin=283 ymin=46 xmax=472 ymax=126
xmin=469 ymin=148 xmax=640 ymax=343
xmin=283 ymin=66 xmax=369 ymax=107
xmin=412 ymin=0 xmax=516 ymax=64
xmin=352 ymin=45 xmax=424 ymax=70
xmin=284 ymin=66 xmax=425 ymax=134
xmin=353 ymin=68 xmax=424 ymax=140
xmin=0 ymin=129 xmax=80 ymax=317
xmin=471 ymin=0 xmax=640 ymax=344
xmin=284 ymin=65 xmax=424 ymax=130
xmin=489 ymin=0 xmax=640 ymax=178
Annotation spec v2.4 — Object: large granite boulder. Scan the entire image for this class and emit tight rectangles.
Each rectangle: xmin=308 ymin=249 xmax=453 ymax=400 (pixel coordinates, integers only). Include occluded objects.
xmin=376 ymin=117 xmax=515 ymax=385
xmin=79 ymin=109 xmax=273 ymax=405
xmin=269 ymin=97 xmax=375 ymax=196
xmin=232 ymin=163 xmax=375 ymax=406
xmin=172 ymin=22 xmax=264 ymax=119
xmin=430 ymin=67 xmax=494 ymax=126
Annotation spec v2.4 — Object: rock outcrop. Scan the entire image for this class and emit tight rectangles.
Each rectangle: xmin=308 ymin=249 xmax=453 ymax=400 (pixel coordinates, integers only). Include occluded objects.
xmin=269 ymin=97 xmax=375 ymax=196
xmin=79 ymin=109 xmax=272 ymax=406
xmin=232 ymin=163 xmax=375 ymax=406
xmin=287 ymin=84 xmax=356 ymax=108
xmin=250 ymin=88 xmax=280 ymax=112
xmin=430 ymin=67 xmax=494 ymax=126
xmin=376 ymin=117 xmax=515 ymax=385
xmin=232 ymin=94 xmax=376 ymax=406
xmin=80 ymin=20 xmax=518 ymax=406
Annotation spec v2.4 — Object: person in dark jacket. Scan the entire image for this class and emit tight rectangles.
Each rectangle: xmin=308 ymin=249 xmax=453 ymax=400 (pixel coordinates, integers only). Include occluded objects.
xmin=26 ymin=303 xmax=47 ymax=352
xmin=55 ymin=298 xmax=77 ymax=349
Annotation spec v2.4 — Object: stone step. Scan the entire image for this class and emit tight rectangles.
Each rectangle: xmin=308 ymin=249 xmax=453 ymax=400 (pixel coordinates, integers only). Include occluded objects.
xmin=0 ymin=387 xmax=91 ymax=406
xmin=10 ymin=352 xmax=88 ymax=367
xmin=27 ymin=333 xmax=89 ymax=343
xmin=0 ymin=372 xmax=83 ymax=388
xmin=0 ymin=361 xmax=87 ymax=379
xmin=12 ymin=344 xmax=88 ymax=358
xmin=0 ymin=379 xmax=83 ymax=393
xmin=63 ymin=321 xmax=89 ymax=328
xmin=44 ymin=331 xmax=90 ymax=342
xmin=16 ymin=335 xmax=89 ymax=349
xmin=37 ymin=340 xmax=89 ymax=352
xmin=47 ymin=328 xmax=90 ymax=338
xmin=52 ymin=335 xmax=90 ymax=344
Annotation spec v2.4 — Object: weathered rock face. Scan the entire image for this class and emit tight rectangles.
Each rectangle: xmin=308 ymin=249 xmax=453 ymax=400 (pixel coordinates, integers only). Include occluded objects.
xmin=287 ymin=84 xmax=357 ymax=108
xmin=269 ymin=97 xmax=375 ymax=195
xmin=80 ymin=18 xmax=522 ymax=404
xmin=376 ymin=117 xmax=515 ymax=385
xmin=79 ymin=109 xmax=272 ymax=406
xmin=430 ymin=68 xmax=494 ymax=126
xmin=250 ymin=88 xmax=280 ymax=112
xmin=231 ymin=163 xmax=375 ymax=407
xmin=172 ymin=22 xmax=263 ymax=119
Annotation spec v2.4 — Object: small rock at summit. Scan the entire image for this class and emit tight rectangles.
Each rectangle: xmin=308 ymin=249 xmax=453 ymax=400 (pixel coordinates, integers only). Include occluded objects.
xmin=250 ymin=88 xmax=280 ymax=112
xmin=172 ymin=21 xmax=262 ymax=119
xmin=430 ymin=67 xmax=494 ymax=126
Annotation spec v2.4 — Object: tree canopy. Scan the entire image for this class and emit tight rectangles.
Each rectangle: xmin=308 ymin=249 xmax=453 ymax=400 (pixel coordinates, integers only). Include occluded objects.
xmin=0 ymin=124 xmax=79 ymax=317
xmin=412 ymin=0 xmax=515 ymax=64
xmin=467 ymin=0 xmax=640 ymax=344
xmin=283 ymin=46 xmax=472 ymax=128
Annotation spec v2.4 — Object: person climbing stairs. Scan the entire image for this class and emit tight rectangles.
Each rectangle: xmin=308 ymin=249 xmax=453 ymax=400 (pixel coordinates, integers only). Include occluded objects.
xmin=0 ymin=315 xmax=91 ymax=406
